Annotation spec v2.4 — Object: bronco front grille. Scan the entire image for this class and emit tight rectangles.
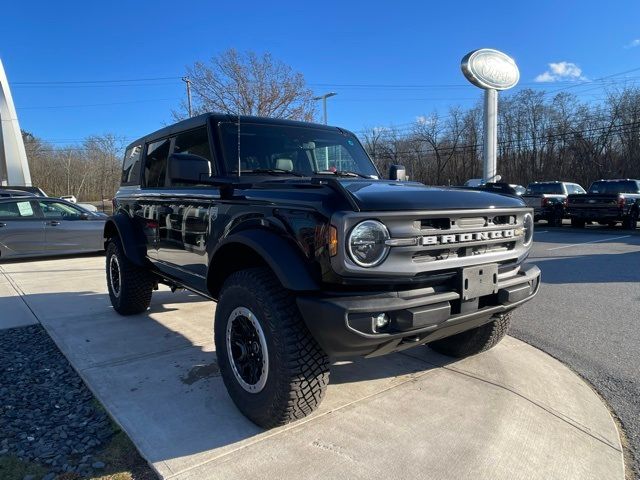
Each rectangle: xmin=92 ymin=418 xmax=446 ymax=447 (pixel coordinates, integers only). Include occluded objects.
xmin=331 ymin=207 xmax=532 ymax=278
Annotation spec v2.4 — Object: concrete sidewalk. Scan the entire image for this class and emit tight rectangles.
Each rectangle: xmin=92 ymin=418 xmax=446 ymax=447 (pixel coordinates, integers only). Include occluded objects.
xmin=0 ymin=256 xmax=626 ymax=480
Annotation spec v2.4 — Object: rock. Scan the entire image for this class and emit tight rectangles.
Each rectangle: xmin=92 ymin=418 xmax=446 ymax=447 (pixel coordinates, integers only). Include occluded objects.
xmin=92 ymin=461 xmax=105 ymax=469
xmin=42 ymin=473 xmax=56 ymax=480
xmin=22 ymin=475 xmax=35 ymax=480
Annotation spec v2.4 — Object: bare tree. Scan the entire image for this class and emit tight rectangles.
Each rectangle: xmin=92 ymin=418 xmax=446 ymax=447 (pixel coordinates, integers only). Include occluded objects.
xmin=176 ymin=49 xmax=316 ymax=121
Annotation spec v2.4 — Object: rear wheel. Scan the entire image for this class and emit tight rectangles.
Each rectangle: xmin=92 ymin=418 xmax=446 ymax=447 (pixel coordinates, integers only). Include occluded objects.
xmin=428 ymin=313 xmax=512 ymax=358
xmin=215 ymin=267 xmax=330 ymax=428
xmin=106 ymin=240 xmax=154 ymax=315
xmin=571 ymin=218 xmax=586 ymax=228
xmin=549 ymin=211 xmax=563 ymax=227
xmin=623 ymin=210 xmax=639 ymax=230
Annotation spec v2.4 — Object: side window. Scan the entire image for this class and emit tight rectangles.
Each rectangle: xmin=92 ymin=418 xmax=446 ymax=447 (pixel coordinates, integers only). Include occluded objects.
xmin=173 ymin=127 xmax=213 ymax=163
xmin=144 ymin=138 xmax=172 ymax=188
xmin=122 ymin=145 xmax=143 ymax=185
xmin=169 ymin=127 xmax=214 ymax=187
xmin=39 ymin=201 xmax=83 ymax=220
xmin=0 ymin=201 xmax=37 ymax=220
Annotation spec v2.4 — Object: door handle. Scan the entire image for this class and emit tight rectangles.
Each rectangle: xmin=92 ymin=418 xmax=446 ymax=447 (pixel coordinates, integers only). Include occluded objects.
xmin=48 ymin=220 xmax=61 ymax=226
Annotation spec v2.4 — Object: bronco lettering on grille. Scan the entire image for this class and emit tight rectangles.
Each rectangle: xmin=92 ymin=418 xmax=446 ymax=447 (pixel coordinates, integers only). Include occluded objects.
xmin=422 ymin=229 xmax=516 ymax=246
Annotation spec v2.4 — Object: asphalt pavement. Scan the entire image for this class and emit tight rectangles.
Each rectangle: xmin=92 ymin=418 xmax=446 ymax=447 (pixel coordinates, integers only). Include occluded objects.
xmin=512 ymin=225 xmax=640 ymax=479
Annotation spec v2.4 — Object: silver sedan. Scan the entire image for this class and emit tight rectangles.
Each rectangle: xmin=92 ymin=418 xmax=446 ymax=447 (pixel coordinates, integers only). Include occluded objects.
xmin=0 ymin=197 xmax=106 ymax=259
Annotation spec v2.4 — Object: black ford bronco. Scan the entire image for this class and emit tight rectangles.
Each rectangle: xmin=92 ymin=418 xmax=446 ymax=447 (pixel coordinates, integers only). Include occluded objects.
xmin=104 ymin=113 xmax=540 ymax=428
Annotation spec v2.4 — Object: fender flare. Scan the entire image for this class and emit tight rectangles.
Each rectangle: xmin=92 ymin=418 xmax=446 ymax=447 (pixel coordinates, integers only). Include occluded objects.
xmin=103 ymin=214 xmax=148 ymax=266
xmin=209 ymin=229 xmax=320 ymax=293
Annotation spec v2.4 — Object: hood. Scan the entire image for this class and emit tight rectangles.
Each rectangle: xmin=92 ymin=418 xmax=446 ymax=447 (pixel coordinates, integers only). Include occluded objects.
xmin=340 ymin=180 xmax=526 ymax=211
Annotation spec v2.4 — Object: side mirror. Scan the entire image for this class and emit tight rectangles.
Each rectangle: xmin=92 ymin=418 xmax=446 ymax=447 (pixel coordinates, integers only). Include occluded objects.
xmin=167 ymin=153 xmax=212 ymax=186
xmin=389 ymin=164 xmax=407 ymax=181
xmin=79 ymin=212 xmax=90 ymax=220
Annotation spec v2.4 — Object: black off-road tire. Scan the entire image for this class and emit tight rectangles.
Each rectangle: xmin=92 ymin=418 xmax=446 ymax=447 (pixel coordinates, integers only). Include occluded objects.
xmin=571 ymin=218 xmax=586 ymax=228
xmin=428 ymin=312 xmax=512 ymax=358
xmin=105 ymin=239 xmax=154 ymax=315
xmin=214 ymin=267 xmax=330 ymax=429
xmin=623 ymin=210 xmax=638 ymax=230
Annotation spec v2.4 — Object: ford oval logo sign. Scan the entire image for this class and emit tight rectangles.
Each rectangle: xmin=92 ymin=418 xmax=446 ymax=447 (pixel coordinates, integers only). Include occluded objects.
xmin=461 ymin=49 xmax=519 ymax=90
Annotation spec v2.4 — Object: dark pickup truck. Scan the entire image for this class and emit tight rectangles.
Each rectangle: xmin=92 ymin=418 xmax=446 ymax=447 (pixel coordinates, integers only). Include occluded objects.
xmin=567 ymin=179 xmax=640 ymax=229
xmin=104 ymin=113 xmax=540 ymax=428
xmin=522 ymin=181 xmax=586 ymax=227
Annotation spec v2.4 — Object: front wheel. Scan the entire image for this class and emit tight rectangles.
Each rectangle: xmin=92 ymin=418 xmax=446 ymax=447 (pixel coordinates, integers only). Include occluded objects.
xmin=105 ymin=240 xmax=154 ymax=315
xmin=427 ymin=313 xmax=512 ymax=358
xmin=214 ymin=267 xmax=330 ymax=429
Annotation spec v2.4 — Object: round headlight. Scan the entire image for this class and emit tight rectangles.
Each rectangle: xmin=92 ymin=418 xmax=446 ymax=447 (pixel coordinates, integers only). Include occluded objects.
xmin=523 ymin=213 xmax=534 ymax=246
xmin=348 ymin=220 xmax=390 ymax=267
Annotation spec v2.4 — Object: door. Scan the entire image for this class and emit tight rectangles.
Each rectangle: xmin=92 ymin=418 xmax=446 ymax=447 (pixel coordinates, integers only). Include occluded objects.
xmin=139 ymin=136 xmax=173 ymax=261
xmin=155 ymin=126 xmax=217 ymax=288
xmin=38 ymin=200 xmax=101 ymax=253
xmin=0 ymin=200 xmax=45 ymax=258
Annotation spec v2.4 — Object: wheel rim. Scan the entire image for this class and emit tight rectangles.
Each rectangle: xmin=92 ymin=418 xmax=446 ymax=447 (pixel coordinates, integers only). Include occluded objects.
xmin=109 ymin=254 xmax=121 ymax=298
xmin=226 ymin=307 xmax=269 ymax=393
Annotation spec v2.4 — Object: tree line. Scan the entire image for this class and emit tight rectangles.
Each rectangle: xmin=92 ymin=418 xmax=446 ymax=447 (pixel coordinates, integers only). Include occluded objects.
xmin=22 ymin=132 xmax=123 ymax=202
xmin=361 ymin=87 xmax=640 ymax=188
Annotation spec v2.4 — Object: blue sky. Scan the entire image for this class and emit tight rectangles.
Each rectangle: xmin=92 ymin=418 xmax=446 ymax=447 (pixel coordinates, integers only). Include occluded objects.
xmin=2 ymin=0 xmax=639 ymax=146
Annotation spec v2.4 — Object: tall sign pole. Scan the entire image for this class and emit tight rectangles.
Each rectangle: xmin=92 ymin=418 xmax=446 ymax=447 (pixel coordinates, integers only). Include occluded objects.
xmin=461 ymin=49 xmax=519 ymax=184
xmin=0 ymin=59 xmax=31 ymax=186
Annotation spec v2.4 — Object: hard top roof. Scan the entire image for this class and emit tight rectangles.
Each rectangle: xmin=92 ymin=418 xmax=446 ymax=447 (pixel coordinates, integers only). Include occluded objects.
xmin=126 ymin=113 xmax=346 ymax=151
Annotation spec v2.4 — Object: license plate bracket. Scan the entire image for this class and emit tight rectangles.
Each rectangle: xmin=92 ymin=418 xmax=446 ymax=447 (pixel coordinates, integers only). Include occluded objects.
xmin=461 ymin=264 xmax=498 ymax=300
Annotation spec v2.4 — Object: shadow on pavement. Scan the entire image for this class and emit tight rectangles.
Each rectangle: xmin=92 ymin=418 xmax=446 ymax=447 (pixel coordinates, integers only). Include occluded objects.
xmin=14 ymin=288 xmax=449 ymax=467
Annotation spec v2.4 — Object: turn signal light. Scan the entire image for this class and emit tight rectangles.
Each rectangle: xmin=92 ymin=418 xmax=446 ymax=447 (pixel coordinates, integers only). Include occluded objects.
xmin=328 ymin=225 xmax=338 ymax=257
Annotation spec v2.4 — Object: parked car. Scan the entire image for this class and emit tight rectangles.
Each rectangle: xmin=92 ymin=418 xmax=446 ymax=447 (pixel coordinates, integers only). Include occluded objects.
xmin=0 ymin=186 xmax=47 ymax=196
xmin=0 ymin=189 xmax=36 ymax=198
xmin=60 ymin=195 xmax=77 ymax=203
xmin=478 ymin=182 xmax=525 ymax=196
xmin=456 ymin=182 xmax=525 ymax=196
xmin=104 ymin=113 xmax=540 ymax=428
xmin=0 ymin=197 xmax=106 ymax=259
xmin=522 ymin=181 xmax=586 ymax=226
xmin=567 ymin=179 xmax=640 ymax=229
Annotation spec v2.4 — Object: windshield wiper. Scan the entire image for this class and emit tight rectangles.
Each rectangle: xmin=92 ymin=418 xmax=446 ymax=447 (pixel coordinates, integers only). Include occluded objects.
xmin=316 ymin=170 xmax=371 ymax=179
xmin=238 ymin=169 xmax=304 ymax=177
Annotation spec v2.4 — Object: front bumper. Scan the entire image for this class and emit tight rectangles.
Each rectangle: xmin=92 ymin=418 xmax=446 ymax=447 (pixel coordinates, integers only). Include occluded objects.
xmin=297 ymin=264 xmax=541 ymax=358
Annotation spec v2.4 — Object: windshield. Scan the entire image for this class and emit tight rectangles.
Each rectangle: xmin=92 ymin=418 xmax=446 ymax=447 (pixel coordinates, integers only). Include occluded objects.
xmin=218 ymin=122 xmax=379 ymax=178
xmin=525 ymin=183 xmax=564 ymax=195
xmin=588 ymin=180 xmax=640 ymax=194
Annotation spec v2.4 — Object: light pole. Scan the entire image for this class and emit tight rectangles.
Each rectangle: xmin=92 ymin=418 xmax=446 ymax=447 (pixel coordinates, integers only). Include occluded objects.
xmin=182 ymin=76 xmax=192 ymax=118
xmin=313 ymin=92 xmax=337 ymax=125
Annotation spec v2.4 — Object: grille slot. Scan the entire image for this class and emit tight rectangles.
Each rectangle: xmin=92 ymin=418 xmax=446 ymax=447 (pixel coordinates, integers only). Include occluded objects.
xmin=419 ymin=218 xmax=451 ymax=230
xmin=456 ymin=217 xmax=486 ymax=229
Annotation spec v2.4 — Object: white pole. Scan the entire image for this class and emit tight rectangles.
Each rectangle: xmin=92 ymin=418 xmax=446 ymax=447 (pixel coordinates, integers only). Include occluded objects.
xmin=483 ymin=88 xmax=498 ymax=183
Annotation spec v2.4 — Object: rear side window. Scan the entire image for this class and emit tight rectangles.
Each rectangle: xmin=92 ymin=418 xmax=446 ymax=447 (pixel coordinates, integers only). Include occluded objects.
xmin=144 ymin=138 xmax=172 ymax=188
xmin=122 ymin=145 xmax=142 ymax=185
xmin=0 ymin=201 xmax=36 ymax=220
